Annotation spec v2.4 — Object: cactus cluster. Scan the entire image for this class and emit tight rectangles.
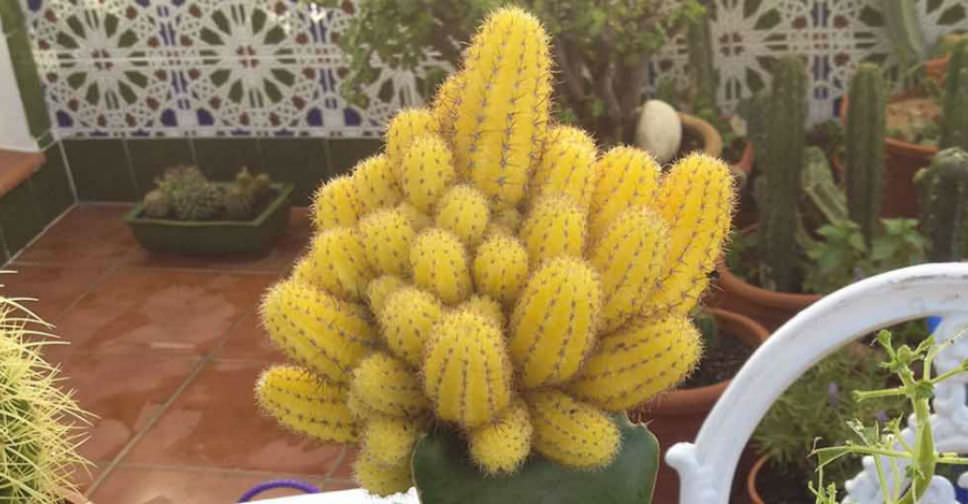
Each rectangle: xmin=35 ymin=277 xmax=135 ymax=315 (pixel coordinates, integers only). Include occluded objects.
xmin=845 ymin=63 xmax=888 ymax=245
xmin=143 ymin=166 xmax=272 ymax=221
xmin=916 ymin=147 xmax=968 ymax=261
xmin=255 ymin=7 xmax=734 ymax=496
xmin=940 ymin=39 xmax=968 ymax=152
xmin=0 ymin=287 xmax=91 ymax=503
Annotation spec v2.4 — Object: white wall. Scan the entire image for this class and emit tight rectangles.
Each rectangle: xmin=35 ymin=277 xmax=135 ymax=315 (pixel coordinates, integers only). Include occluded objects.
xmin=0 ymin=33 xmax=38 ymax=153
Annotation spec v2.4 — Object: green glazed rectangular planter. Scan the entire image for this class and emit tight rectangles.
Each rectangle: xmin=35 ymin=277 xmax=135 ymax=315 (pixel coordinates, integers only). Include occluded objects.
xmin=124 ymin=183 xmax=294 ymax=256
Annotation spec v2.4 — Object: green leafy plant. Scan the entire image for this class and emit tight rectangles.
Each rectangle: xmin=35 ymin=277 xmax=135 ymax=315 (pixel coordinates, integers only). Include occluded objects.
xmin=755 ymin=346 xmax=902 ymax=495
xmin=811 ymin=330 xmax=968 ymax=503
xmin=0 ymin=279 xmax=92 ymax=503
xmin=309 ymin=0 xmax=704 ymax=145
xmin=803 ymin=219 xmax=927 ymax=295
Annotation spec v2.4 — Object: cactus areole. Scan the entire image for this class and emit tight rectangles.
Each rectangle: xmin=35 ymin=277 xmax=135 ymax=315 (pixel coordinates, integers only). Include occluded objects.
xmin=254 ymin=7 xmax=735 ymax=501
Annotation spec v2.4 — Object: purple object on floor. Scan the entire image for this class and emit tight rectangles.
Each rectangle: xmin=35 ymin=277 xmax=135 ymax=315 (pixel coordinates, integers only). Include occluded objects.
xmin=238 ymin=479 xmax=322 ymax=502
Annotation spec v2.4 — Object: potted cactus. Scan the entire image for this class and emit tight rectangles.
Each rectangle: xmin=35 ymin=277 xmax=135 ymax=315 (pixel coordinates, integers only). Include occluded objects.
xmin=0 ymin=281 xmax=93 ymax=504
xmin=125 ymin=165 xmax=294 ymax=255
xmin=916 ymin=147 xmax=968 ymax=262
xmin=254 ymin=7 xmax=736 ymax=503
xmin=840 ymin=37 xmax=968 ymax=218
xmin=715 ymin=60 xmax=926 ymax=330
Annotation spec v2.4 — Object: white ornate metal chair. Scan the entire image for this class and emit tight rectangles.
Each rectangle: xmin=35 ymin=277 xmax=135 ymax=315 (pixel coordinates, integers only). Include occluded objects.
xmin=667 ymin=263 xmax=968 ymax=504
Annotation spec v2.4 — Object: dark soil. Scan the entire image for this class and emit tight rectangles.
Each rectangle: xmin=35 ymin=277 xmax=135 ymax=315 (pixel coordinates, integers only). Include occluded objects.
xmin=682 ymin=332 xmax=754 ymax=389
xmin=755 ymin=461 xmax=816 ymax=504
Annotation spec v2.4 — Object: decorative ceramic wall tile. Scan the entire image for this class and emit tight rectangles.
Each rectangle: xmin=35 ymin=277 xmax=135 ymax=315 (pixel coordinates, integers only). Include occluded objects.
xmin=19 ymin=0 xmax=968 ymax=138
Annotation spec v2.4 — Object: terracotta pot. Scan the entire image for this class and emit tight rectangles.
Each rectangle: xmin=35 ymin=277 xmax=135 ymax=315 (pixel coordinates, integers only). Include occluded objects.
xmin=747 ymin=455 xmax=770 ymax=504
xmin=680 ymin=112 xmax=724 ymax=159
xmin=712 ymin=261 xmax=821 ymax=332
xmin=633 ymin=308 xmax=770 ymax=504
xmin=839 ymin=94 xmax=936 ymax=218
xmin=924 ymin=56 xmax=949 ymax=86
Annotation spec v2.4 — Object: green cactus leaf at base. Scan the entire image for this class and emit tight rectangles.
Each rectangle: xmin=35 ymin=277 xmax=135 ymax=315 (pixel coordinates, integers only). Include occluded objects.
xmin=412 ymin=414 xmax=658 ymax=504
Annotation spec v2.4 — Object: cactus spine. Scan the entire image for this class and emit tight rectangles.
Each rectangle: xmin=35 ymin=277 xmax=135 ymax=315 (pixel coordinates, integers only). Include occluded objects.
xmin=256 ymin=8 xmax=736 ymax=494
xmin=256 ymin=365 xmax=357 ymax=442
xmin=940 ymin=40 xmax=968 ymax=151
xmin=759 ymin=56 xmax=808 ymax=292
xmin=845 ymin=63 xmax=887 ymax=245
xmin=916 ymin=147 xmax=968 ymax=261
xmin=423 ymin=311 xmax=513 ymax=427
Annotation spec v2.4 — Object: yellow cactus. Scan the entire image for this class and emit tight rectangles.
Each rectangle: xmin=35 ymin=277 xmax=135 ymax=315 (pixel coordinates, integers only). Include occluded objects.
xmin=294 ymin=227 xmax=374 ymax=302
xmin=257 ymin=7 xmax=736 ymax=492
xmin=353 ymin=450 xmax=413 ymax=497
xmin=423 ymin=311 xmax=513 ymax=428
xmin=472 ymin=233 xmax=529 ymax=304
xmin=531 ymin=127 xmax=598 ymax=207
xmin=647 ymin=153 xmax=734 ymax=317
xmin=459 ymin=295 xmax=505 ymax=329
xmin=509 ymin=257 xmax=601 ymax=388
xmin=468 ymin=399 xmax=532 ymax=474
xmin=519 ymin=193 xmax=586 ymax=267
xmin=410 ymin=228 xmax=472 ymax=305
xmin=311 ymin=175 xmax=361 ymax=231
xmin=432 ymin=73 xmax=465 ymax=147
xmin=400 ymin=135 xmax=457 ymax=213
xmin=256 ymin=365 xmax=357 ymax=443
xmin=386 ymin=109 xmax=438 ymax=178
xmin=359 ymin=209 xmax=416 ymax=276
xmin=365 ymin=274 xmax=407 ymax=319
xmin=435 ymin=185 xmax=490 ymax=247
xmin=453 ymin=7 xmax=552 ymax=207
xmin=526 ymin=390 xmax=620 ymax=468
xmin=351 ymin=352 xmax=429 ymax=418
xmin=589 ymin=147 xmax=661 ymax=241
xmin=378 ymin=287 xmax=444 ymax=367
xmin=361 ymin=416 xmax=420 ymax=467
xmin=396 ymin=201 xmax=434 ymax=232
xmin=487 ymin=207 xmax=523 ymax=237
xmin=261 ymin=279 xmax=376 ymax=384
xmin=590 ymin=207 xmax=670 ymax=333
xmin=568 ymin=315 xmax=701 ymax=411
xmin=352 ymin=155 xmax=402 ymax=216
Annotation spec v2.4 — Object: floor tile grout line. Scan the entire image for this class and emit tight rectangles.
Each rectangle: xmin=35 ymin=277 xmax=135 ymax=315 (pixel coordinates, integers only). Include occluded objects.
xmin=84 ymin=355 xmax=213 ymax=498
xmin=99 ymin=462 xmax=332 ymax=479
xmin=4 ymin=202 xmax=77 ymax=266
xmin=322 ymin=445 xmax=350 ymax=480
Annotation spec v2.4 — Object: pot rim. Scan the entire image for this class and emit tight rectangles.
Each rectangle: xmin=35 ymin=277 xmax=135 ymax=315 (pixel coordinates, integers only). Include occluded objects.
xmin=644 ymin=308 xmax=769 ymax=415
xmin=680 ymin=112 xmax=724 ymax=159
xmin=747 ymin=455 xmax=769 ymax=504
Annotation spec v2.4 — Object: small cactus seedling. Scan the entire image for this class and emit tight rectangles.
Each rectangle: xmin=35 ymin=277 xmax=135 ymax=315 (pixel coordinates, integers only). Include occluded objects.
xmin=255 ymin=7 xmax=735 ymax=497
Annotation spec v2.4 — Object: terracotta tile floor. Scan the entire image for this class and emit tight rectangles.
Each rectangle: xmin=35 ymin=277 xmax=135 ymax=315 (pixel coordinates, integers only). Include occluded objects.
xmin=3 ymin=204 xmax=354 ymax=502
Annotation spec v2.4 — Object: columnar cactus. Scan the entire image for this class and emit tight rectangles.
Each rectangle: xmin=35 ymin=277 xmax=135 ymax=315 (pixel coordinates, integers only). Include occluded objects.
xmin=759 ymin=56 xmax=808 ymax=292
xmin=0 ymin=293 xmax=91 ymax=504
xmin=940 ymin=39 xmax=968 ymax=151
xmin=916 ymin=147 xmax=968 ymax=261
xmin=845 ymin=63 xmax=887 ymax=245
xmin=255 ymin=7 xmax=735 ymax=496
xmin=686 ymin=10 xmax=718 ymax=120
